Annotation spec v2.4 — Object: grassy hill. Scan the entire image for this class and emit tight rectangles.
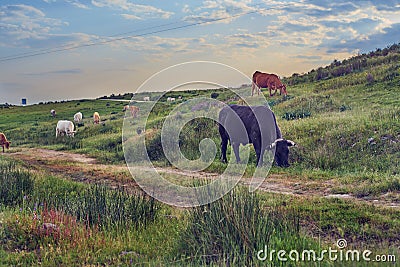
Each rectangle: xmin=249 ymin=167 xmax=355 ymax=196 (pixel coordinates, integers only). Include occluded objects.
xmin=0 ymin=43 xmax=399 ymax=196
xmin=0 ymin=44 xmax=399 ymax=265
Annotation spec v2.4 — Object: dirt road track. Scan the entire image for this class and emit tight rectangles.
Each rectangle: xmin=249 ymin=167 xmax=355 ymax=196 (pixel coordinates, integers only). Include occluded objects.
xmin=5 ymin=148 xmax=399 ymax=209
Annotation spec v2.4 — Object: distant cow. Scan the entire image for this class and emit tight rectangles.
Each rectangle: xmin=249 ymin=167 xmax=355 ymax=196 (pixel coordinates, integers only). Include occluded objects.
xmin=0 ymin=132 xmax=11 ymax=153
xmin=93 ymin=112 xmax=100 ymax=124
xmin=219 ymin=105 xmax=295 ymax=167
xmin=167 ymin=97 xmax=175 ymax=102
xmin=143 ymin=96 xmax=150 ymax=101
xmin=123 ymin=105 xmax=140 ymax=118
xmin=74 ymin=112 xmax=83 ymax=123
xmin=252 ymin=71 xmax=287 ymax=96
xmin=50 ymin=109 xmax=56 ymax=118
xmin=56 ymin=120 xmax=76 ymax=137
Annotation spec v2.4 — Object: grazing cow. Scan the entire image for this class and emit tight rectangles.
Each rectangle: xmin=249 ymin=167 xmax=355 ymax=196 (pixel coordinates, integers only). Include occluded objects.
xmin=0 ymin=133 xmax=11 ymax=153
xmin=252 ymin=71 xmax=287 ymax=96
xmin=74 ymin=112 xmax=83 ymax=123
xmin=143 ymin=96 xmax=150 ymax=101
xmin=50 ymin=109 xmax=56 ymax=118
xmin=123 ymin=105 xmax=140 ymax=118
xmin=56 ymin=120 xmax=76 ymax=137
xmin=167 ymin=97 xmax=175 ymax=102
xmin=219 ymin=105 xmax=295 ymax=167
xmin=93 ymin=112 xmax=100 ymax=124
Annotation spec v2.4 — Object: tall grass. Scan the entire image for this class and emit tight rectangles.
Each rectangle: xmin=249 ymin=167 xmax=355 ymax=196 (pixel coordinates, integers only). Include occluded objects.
xmin=180 ymin=187 xmax=320 ymax=266
xmin=0 ymin=157 xmax=159 ymax=230
xmin=0 ymin=160 xmax=34 ymax=207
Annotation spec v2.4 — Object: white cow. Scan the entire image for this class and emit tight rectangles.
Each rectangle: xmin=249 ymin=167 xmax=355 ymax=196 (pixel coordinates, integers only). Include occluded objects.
xmin=74 ymin=112 xmax=83 ymax=123
xmin=167 ymin=97 xmax=175 ymax=102
xmin=50 ymin=109 xmax=56 ymax=118
xmin=143 ymin=96 xmax=150 ymax=101
xmin=56 ymin=120 xmax=76 ymax=137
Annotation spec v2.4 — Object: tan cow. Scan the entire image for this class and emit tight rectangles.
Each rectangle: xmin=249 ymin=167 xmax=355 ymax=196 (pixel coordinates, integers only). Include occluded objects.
xmin=123 ymin=105 xmax=140 ymax=118
xmin=0 ymin=132 xmax=11 ymax=153
xmin=93 ymin=112 xmax=100 ymax=124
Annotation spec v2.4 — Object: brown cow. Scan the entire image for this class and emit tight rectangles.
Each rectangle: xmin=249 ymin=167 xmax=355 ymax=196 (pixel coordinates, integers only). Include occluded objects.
xmin=123 ymin=105 xmax=140 ymax=118
xmin=0 ymin=132 xmax=11 ymax=153
xmin=252 ymin=71 xmax=287 ymax=96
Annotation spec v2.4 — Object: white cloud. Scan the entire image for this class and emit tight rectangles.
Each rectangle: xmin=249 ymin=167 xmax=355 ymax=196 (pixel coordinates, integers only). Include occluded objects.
xmin=183 ymin=0 xmax=256 ymax=24
xmin=66 ymin=0 xmax=90 ymax=9
xmin=0 ymin=4 xmax=95 ymax=49
xmin=91 ymin=0 xmax=173 ymax=19
xmin=0 ymin=5 xmax=62 ymax=45
xmin=121 ymin=13 xmax=141 ymax=20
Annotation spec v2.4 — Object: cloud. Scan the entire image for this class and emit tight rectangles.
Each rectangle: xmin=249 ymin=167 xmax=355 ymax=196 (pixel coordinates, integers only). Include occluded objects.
xmin=0 ymin=4 xmax=63 ymax=47
xmin=91 ymin=0 xmax=173 ymax=19
xmin=253 ymin=0 xmax=400 ymax=55
xmin=327 ymin=23 xmax=400 ymax=53
xmin=0 ymin=4 xmax=100 ymax=51
xmin=22 ymin=68 xmax=83 ymax=76
xmin=66 ymin=0 xmax=90 ymax=9
xmin=183 ymin=0 xmax=256 ymax=24
xmin=42 ymin=0 xmax=89 ymax=9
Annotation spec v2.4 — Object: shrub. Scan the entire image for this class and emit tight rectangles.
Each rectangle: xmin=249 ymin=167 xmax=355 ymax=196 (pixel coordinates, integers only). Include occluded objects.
xmin=210 ymin=92 xmax=219 ymax=99
xmin=366 ymin=73 xmax=375 ymax=85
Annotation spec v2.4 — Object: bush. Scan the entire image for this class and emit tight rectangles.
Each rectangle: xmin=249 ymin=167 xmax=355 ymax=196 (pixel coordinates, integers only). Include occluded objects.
xmin=210 ymin=92 xmax=219 ymax=99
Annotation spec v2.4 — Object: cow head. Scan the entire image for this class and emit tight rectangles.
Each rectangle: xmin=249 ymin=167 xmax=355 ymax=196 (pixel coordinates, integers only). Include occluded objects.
xmin=67 ymin=130 xmax=77 ymax=137
xmin=269 ymin=138 xmax=296 ymax=167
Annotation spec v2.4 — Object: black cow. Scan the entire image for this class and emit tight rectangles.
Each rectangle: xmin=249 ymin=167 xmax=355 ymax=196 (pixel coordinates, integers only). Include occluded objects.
xmin=218 ymin=105 xmax=295 ymax=167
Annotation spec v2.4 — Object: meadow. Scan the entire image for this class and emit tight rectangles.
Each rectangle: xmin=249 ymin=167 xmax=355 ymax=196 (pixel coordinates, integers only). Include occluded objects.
xmin=0 ymin=45 xmax=399 ymax=266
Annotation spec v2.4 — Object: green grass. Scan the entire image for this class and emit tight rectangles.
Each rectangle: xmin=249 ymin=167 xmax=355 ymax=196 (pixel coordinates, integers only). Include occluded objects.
xmin=0 ymin=44 xmax=399 ymax=265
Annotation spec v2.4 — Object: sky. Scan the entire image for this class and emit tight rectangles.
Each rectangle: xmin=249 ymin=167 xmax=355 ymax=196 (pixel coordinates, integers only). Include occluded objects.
xmin=1 ymin=0 xmax=400 ymax=105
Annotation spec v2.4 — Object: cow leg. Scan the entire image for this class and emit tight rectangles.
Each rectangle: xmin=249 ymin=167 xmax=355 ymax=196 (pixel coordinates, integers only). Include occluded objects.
xmin=271 ymin=84 xmax=277 ymax=96
xmin=251 ymin=83 xmax=255 ymax=96
xmin=220 ymin=138 xmax=228 ymax=163
xmin=232 ymin=143 xmax=241 ymax=163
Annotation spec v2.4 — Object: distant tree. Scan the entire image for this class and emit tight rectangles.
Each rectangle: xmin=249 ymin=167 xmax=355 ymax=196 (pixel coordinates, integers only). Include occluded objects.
xmin=211 ymin=92 xmax=219 ymax=99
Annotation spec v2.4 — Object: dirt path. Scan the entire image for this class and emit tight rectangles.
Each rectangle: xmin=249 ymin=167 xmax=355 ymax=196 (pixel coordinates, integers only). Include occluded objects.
xmin=5 ymin=148 xmax=399 ymax=209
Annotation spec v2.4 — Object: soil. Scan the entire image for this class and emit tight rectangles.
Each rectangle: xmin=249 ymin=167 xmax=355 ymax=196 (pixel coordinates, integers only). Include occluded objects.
xmin=5 ymin=148 xmax=399 ymax=209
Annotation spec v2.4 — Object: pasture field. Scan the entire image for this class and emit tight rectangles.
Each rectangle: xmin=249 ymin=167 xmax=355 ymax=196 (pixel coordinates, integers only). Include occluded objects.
xmin=0 ymin=48 xmax=399 ymax=265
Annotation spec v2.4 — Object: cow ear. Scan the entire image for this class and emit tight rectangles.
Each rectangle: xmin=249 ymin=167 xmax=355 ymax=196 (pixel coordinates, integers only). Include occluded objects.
xmin=286 ymin=140 xmax=296 ymax=147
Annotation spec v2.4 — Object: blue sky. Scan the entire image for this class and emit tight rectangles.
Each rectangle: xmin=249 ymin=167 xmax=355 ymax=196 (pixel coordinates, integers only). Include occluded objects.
xmin=1 ymin=0 xmax=400 ymax=104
